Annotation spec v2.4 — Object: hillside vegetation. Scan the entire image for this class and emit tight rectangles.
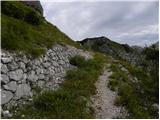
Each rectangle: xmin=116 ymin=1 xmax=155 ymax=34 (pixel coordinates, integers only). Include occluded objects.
xmin=1 ymin=1 xmax=80 ymax=57
xmin=81 ymin=38 xmax=159 ymax=118
xmin=1 ymin=1 xmax=158 ymax=119
xmin=11 ymin=54 xmax=107 ymax=118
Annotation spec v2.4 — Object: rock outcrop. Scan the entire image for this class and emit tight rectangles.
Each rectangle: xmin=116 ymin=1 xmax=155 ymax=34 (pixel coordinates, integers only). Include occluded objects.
xmin=22 ymin=1 xmax=43 ymax=15
xmin=1 ymin=44 xmax=92 ymax=116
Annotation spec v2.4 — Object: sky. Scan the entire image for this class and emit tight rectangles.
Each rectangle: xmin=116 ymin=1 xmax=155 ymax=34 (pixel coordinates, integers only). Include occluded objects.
xmin=40 ymin=0 xmax=159 ymax=46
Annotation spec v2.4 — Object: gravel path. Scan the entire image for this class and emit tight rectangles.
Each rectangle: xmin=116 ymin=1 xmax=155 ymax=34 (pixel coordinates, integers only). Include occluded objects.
xmin=91 ymin=68 xmax=122 ymax=119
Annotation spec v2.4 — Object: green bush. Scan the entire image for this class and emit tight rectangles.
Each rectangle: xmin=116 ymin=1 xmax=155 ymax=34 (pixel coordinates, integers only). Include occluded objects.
xmin=114 ymin=96 xmax=124 ymax=106
xmin=1 ymin=1 xmax=42 ymax=25
xmin=24 ymin=11 xmax=41 ymax=25
xmin=29 ymin=48 xmax=46 ymax=58
xmin=1 ymin=1 xmax=25 ymax=19
xmin=108 ymin=79 xmax=119 ymax=91
xmin=69 ymin=56 xmax=86 ymax=67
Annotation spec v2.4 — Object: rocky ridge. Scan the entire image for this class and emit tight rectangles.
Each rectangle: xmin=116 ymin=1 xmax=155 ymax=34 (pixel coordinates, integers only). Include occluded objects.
xmin=80 ymin=36 xmax=143 ymax=65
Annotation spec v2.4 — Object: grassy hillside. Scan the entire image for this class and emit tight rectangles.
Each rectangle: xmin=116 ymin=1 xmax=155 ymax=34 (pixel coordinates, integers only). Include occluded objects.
xmin=1 ymin=1 xmax=80 ymax=57
xmin=109 ymin=60 xmax=158 ymax=118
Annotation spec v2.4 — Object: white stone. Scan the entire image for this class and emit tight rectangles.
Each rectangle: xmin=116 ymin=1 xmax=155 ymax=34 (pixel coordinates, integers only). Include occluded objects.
xmin=28 ymin=71 xmax=38 ymax=82
xmin=2 ymin=110 xmax=12 ymax=118
xmin=38 ymin=80 xmax=45 ymax=88
xmin=43 ymin=62 xmax=51 ymax=68
xmin=1 ymin=90 xmax=13 ymax=104
xmin=3 ymin=81 xmax=17 ymax=92
xmin=38 ymin=74 xmax=45 ymax=80
xmin=1 ymin=74 xmax=9 ymax=84
xmin=8 ymin=69 xmax=23 ymax=81
xmin=7 ymin=61 xmax=18 ymax=70
xmin=36 ymin=67 xmax=41 ymax=75
xmin=52 ymin=61 xmax=59 ymax=67
xmin=1 ymin=57 xmax=13 ymax=63
xmin=1 ymin=64 xmax=9 ymax=73
xmin=15 ymin=84 xmax=31 ymax=99
xmin=19 ymin=62 xmax=25 ymax=70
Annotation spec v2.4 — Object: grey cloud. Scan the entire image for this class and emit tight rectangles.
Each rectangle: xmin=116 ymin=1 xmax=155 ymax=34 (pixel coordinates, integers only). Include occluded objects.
xmin=41 ymin=1 xmax=158 ymax=46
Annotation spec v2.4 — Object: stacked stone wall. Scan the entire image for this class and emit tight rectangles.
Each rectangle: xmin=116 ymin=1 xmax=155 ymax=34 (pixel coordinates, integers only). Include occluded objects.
xmin=1 ymin=44 xmax=92 ymax=115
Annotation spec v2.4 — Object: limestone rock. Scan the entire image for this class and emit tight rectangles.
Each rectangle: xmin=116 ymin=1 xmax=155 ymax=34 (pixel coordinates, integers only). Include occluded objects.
xmin=2 ymin=110 xmax=12 ymax=118
xmin=3 ymin=81 xmax=17 ymax=92
xmin=1 ymin=57 xmax=13 ymax=63
xmin=52 ymin=61 xmax=59 ymax=67
xmin=1 ymin=74 xmax=9 ymax=84
xmin=15 ymin=84 xmax=31 ymax=99
xmin=38 ymin=74 xmax=45 ymax=80
xmin=28 ymin=71 xmax=38 ymax=82
xmin=8 ymin=69 xmax=23 ymax=81
xmin=1 ymin=90 xmax=13 ymax=104
xmin=43 ymin=62 xmax=51 ymax=68
xmin=1 ymin=64 xmax=9 ymax=73
xmin=7 ymin=61 xmax=18 ymax=71
xmin=38 ymin=80 xmax=45 ymax=88
xmin=152 ymin=103 xmax=159 ymax=110
xmin=120 ymin=67 xmax=129 ymax=74
xmin=19 ymin=62 xmax=26 ymax=70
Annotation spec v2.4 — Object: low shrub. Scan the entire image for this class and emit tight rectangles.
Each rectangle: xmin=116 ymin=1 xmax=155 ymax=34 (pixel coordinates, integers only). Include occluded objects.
xmin=108 ymin=79 xmax=119 ymax=91
xmin=24 ymin=11 xmax=42 ymax=25
xmin=1 ymin=1 xmax=25 ymax=19
xmin=29 ymin=48 xmax=46 ymax=58
xmin=69 ymin=55 xmax=86 ymax=67
xmin=2 ymin=1 xmax=42 ymax=25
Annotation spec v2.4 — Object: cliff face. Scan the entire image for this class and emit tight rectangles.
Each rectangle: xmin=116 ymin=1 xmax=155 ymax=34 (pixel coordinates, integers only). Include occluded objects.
xmin=22 ymin=1 xmax=43 ymax=15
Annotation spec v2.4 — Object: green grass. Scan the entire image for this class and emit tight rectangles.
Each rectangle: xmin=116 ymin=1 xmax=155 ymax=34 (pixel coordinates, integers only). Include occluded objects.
xmin=108 ymin=60 xmax=158 ymax=119
xmin=11 ymin=54 xmax=106 ymax=119
xmin=1 ymin=1 xmax=81 ymax=57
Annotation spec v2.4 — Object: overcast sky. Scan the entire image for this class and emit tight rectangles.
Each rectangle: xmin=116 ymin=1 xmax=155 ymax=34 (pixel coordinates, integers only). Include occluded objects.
xmin=40 ymin=0 xmax=159 ymax=46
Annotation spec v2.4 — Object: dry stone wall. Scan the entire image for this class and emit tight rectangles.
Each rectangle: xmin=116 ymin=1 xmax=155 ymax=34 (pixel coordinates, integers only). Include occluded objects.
xmin=1 ymin=44 xmax=92 ymax=113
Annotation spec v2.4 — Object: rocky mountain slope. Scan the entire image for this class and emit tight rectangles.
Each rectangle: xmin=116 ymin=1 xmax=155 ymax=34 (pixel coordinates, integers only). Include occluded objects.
xmin=1 ymin=1 xmax=159 ymax=119
xmin=80 ymin=36 xmax=143 ymax=65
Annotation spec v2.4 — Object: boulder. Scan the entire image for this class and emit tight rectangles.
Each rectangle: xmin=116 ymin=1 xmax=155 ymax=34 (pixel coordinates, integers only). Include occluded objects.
xmin=19 ymin=62 xmax=26 ymax=70
xmin=15 ymin=84 xmax=31 ymax=99
xmin=38 ymin=74 xmax=45 ymax=80
xmin=3 ymin=81 xmax=17 ymax=92
xmin=1 ymin=64 xmax=9 ymax=73
xmin=8 ymin=69 xmax=23 ymax=81
xmin=7 ymin=61 xmax=18 ymax=71
xmin=2 ymin=110 xmax=12 ymax=118
xmin=1 ymin=74 xmax=9 ymax=84
xmin=27 ymin=71 xmax=38 ymax=82
xmin=1 ymin=90 xmax=13 ymax=104
xmin=1 ymin=57 xmax=13 ymax=63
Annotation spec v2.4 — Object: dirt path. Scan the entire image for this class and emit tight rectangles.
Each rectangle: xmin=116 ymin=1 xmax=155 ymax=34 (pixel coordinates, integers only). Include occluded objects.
xmin=91 ymin=67 xmax=122 ymax=119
